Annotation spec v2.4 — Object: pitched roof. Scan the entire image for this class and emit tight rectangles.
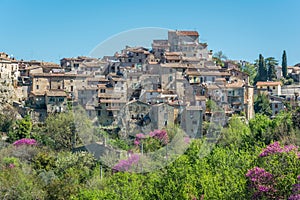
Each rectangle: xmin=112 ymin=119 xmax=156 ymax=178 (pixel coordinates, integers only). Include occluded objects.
xmin=176 ymin=31 xmax=199 ymax=36
xmin=256 ymin=81 xmax=281 ymax=86
xmin=46 ymin=90 xmax=67 ymax=97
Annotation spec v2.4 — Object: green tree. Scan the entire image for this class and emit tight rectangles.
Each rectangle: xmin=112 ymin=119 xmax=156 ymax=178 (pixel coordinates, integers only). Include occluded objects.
xmin=265 ymin=57 xmax=278 ymax=81
xmin=254 ymin=94 xmax=272 ymax=116
xmin=249 ymin=114 xmax=273 ymax=145
xmin=7 ymin=115 xmax=32 ymax=143
xmin=256 ymin=54 xmax=268 ymax=81
xmin=241 ymin=62 xmax=257 ymax=85
xmin=0 ymin=164 xmax=46 ymax=199
xmin=282 ymin=50 xmax=287 ymax=78
xmin=45 ymin=112 xmax=76 ymax=151
xmin=213 ymin=51 xmax=227 ymax=67
xmin=219 ymin=115 xmax=251 ymax=148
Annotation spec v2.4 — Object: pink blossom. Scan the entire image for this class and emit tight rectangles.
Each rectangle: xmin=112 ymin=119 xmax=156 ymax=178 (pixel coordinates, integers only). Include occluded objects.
xmin=184 ymin=136 xmax=190 ymax=144
xmin=283 ymin=144 xmax=298 ymax=153
xmin=13 ymin=138 xmax=37 ymax=147
xmin=136 ymin=133 xmax=145 ymax=139
xmin=113 ymin=154 xmax=140 ymax=172
xmin=149 ymin=130 xmax=169 ymax=144
xmin=134 ymin=140 xmax=140 ymax=146
xmin=288 ymin=194 xmax=300 ymax=200
xmin=259 ymin=142 xmax=283 ymax=157
xmin=8 ymin=164 xmax=15 ymax=168
xmin=246 ymin=167 xmax=274 ymax=184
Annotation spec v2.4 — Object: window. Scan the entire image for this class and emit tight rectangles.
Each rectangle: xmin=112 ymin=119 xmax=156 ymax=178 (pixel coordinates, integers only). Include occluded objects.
xmin=136 ymin=53 xmax=139 ymax=56
xmin=128 ymin=59 xmax=132 ymax=63
xmin=100 ymin=89 xmax=105 ymax=93
xmin=139 ymin=59 xmax=142 ymax=63
xmin=192 ymin=120 xmax=197 ymax=125
xmin=59 ymin=97 xmax=64 ymax=102
xmin=49 ymin=97 xmax=55 ymax=102
xmin=70 ymin=86 xmax=73 ymax=92
xmin=169 ymin=76 xmax=173 ymax=81
xmin=273 ymin=86 xmax=275 ymax=89
xmin=36 ymin=85 xmax=39 ymax=90
xmin=106 ymin=103 xmax=109 ymax=106
xmin=275 ymin=104 xmax=278 ymax=108
xmin=98 ymin=110 xmax=101 ymax=116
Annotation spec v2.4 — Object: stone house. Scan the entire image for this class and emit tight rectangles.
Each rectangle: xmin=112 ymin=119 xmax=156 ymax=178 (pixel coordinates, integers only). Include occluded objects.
xmin=149 ymin=103 xmax=175 ymax=130
xmin=256 ymin=81 xmax=282 ymax=96
xmin=45 ymin=90 xmax=68 ymax=113
xmin=180 ymin=105 xmax=203 ymax=138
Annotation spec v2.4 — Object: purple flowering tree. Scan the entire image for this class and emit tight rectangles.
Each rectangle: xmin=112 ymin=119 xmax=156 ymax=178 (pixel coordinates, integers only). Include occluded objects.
xmin=288 ymin=175 xmax=300 ymax=200
xmin=13 ymin=138 xmax=37 ymax=147
xmin=112 ymin=154 xmax=140 ymax=172
xmin=133 ymin=130 xmax=169 ymax=153
xmin=246 ymin=142 xmax=300 ymax=199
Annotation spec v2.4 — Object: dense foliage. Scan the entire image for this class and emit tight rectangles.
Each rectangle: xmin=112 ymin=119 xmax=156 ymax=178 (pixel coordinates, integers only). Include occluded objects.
xmin=0 ymin=108 xmax=299 ymax=199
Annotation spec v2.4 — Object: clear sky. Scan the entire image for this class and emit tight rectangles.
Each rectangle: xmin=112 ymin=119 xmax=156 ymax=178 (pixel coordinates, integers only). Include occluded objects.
xmin=1 ymin=0 xmax=300 ymax=65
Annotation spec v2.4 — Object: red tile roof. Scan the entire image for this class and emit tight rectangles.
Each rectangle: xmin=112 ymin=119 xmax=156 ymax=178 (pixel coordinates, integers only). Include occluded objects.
xmin=176 ymin=31 xmax=199 ymax=36
xmin=256 ymin=81 xmax=281 ymax=86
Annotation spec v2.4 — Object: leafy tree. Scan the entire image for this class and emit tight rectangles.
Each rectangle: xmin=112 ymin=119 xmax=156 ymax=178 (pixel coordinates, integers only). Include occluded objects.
xmin=0 ymin=164 xmax=46 ymax=199
xmin=0 ymin=113 xmax=14 ymax=133
xmin=241 ymin=62 xmax=257 ymax=85
xmin=271 ymin=111 xmax=294 ymax=141
xmin=213 ymin=51 xmax=227 ymax=67
xmin=45 ymin=112 xmax=76 ymax=151
xmin=249 ymin=114 xmax=273 ymax=145
xmin=254 ymin=94 xmax=272 ymax=116
xmin=213 ymin=51 xmax=228 ymax=60
xmin=7 ymin=115 xmax=32 ymax=143
xmin=282 ymin=50 xmax=288 ymax=78
xmin=219 ymin=115 xmax=251 ymax=148
xmin=292 ymin=107 xmax=300 ymax=130
xmin=246 ymin=142 xmax=300 ymax=199
xmin=265 ymin=57 xmax=278 ymax=81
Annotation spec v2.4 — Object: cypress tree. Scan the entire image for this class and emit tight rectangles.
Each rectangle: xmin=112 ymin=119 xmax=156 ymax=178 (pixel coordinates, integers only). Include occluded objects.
xmin=258 ymin=54 xmax=267 ymax=81
xmin=282 ymin=50 xmax=287 ymax=78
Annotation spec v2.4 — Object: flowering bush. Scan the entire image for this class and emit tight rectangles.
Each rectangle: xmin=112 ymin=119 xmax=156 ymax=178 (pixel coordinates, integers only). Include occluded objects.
xmin=149 ymin=130 xmax=168 ymax=144
xmin=112 ymin=154 xmax=140 ymax=172
xmin=246 ymin=142 xmax=300 ymax=199
xmin=259 ymin=142 xmax=299 ymax=157
xmin=134 ymin=130 xmax=169 ymax=152
xmin=246 ymin=167 xmax=276 ymax=199
xmin=13 ymin=138 xmax=37 ymax=147
xmin=288 ymin=175 xmax=300 ymax=200
xmin=134 ymin=133 xmax=145 ymax=146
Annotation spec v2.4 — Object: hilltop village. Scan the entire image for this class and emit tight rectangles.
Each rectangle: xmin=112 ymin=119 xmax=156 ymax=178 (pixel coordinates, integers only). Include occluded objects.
xmin=1 ymin=30 xmax=299 ymax=138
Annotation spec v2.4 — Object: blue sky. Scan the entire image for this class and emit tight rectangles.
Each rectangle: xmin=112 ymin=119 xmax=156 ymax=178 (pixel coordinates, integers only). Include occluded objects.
xmin=1 ymin=0 xmax=300 ymax=65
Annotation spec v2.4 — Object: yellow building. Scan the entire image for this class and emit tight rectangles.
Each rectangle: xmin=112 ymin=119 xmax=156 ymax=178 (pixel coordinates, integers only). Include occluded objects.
xmin=256 ymin=81 xmax=282 ymax=96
